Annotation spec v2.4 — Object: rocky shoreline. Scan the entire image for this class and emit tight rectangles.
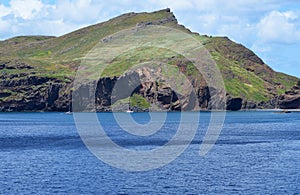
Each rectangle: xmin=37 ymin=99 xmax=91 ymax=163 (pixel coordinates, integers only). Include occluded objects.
xmin=1 ymin=72 xmax=299 ymax=112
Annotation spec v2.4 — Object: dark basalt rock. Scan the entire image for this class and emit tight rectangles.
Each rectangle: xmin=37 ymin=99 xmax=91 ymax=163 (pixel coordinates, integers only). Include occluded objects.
xmin=0 ymin=61 xmax=34 ymax=70
xmin=72 ymin=65 xmax=218 ymax=112
xmin=0 ymin=72 xmax=72 ymax=112
xmin=1 ymin=64 xmax=298 ymax=112
xmin=278 ymin=81 xmax=300 ymax=109
xmin=226 ymin=97 xmax=243 ymax=111
xmin=279 ymin=95 xmax=300 ymax=109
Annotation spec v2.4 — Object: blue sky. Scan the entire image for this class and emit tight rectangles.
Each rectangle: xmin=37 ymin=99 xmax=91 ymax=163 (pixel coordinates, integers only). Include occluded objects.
xmin=0 ymin=0 xmax=299 ymax=78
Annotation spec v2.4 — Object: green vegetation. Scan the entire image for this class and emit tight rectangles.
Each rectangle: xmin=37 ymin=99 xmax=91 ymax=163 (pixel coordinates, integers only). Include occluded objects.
xmin=0 ymin=9 xmax=176 ymax=79
xmin=101 ymin=46 xmax=181 ymax=77
xmin=205 ymin=37 xmax=298 ymax=102
xmin=111 ymin=94 xmax=151 ymax=110
xmin=130 ymin=94 xmax=151 ymax=109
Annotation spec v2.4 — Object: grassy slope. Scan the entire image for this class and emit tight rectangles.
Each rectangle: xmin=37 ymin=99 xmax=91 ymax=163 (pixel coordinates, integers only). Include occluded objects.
xmin=0 ymin=10 xmax=176 ymax=78
xmin=0 ymin=9 xmax=298 ymax=104
xmin=204 ymin=37 xmax=298 ymax=102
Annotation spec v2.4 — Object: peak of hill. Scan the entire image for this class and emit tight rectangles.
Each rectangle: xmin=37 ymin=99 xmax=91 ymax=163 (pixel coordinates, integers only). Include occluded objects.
xmin=0 ymin=9 xmax=299 ymax=111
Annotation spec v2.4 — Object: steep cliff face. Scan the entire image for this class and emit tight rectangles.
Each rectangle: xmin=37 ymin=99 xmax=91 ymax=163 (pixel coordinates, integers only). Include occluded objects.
xmin=72 ymin=65 xmax=220 ymax=112
xmin=0 ymin=62 xmax=72 ymax=111
xmin=0 ymin=9 xmax=299 ymax=111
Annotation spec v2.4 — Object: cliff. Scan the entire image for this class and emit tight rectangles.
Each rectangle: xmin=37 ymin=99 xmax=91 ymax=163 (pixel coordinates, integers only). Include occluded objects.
xmin=0 ymin=9 xmax=299 ymax=111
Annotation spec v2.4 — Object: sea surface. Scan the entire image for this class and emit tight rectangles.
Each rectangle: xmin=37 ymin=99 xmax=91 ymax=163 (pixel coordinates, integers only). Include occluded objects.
xmin=0 ymin=111 xmax=299 ymax=194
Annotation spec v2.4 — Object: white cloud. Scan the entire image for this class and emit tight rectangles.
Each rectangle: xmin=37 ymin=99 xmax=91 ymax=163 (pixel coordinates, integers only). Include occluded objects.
xmin=0 ymin=4 xmax=11 ymax=18
xmin=257 ymin=10 xmax=300 ymax=44
xmin=10 ymin=0 xmax=44 ymax=19
xmin=0 ymin=0 xmax=108 ymax=38
xmin=52 ymin=0 xmax=103 ymax=23
xmin=0 ymin=19 xmax=10 ymax=35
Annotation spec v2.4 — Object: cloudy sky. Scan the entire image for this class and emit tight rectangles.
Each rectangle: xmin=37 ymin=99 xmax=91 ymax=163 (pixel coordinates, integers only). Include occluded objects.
xmin=0 ymin=0 xmax=299 ymax=78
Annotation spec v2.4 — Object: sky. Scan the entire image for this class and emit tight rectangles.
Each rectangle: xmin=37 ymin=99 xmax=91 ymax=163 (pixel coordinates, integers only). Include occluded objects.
xmin=0 ymin=0 xmax=299 ymax=78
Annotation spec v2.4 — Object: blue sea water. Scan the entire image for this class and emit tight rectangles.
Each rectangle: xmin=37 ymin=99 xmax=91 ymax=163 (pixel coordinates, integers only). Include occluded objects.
xmin=0 ymin=111 xmax=299 ymax=194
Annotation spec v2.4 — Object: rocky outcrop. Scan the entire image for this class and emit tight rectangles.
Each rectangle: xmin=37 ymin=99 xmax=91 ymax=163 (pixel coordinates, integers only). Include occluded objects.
xmin=248 ymin=81 xmax=300 ymax=110
xmin=226 ymin=96 xmax=243 ymax=111
xmin=278 ymin=81 xmax=300 ymax=109
xmin=0 ymin=61 xmax=34 ymax=70
xmin=279 ymin=95 xmax=300 ymax=109
xmin=0 ymin=73 xmax=72 ymax=112
xmin=72 ymin=65 xmax=213 ymax=112
xmin=1 ymin=69 xmax=299 ymax=112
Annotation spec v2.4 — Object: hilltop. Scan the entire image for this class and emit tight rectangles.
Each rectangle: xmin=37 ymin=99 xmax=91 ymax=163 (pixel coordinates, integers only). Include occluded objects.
xmin=0 ymin=9 xmax=299 ymax=111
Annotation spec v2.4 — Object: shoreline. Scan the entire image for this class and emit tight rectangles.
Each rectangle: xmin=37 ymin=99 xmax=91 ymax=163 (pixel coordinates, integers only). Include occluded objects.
xmin=0 ymin=109 xmax=300 ymax=113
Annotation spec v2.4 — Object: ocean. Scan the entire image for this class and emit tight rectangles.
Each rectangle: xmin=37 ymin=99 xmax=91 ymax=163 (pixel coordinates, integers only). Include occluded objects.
xmin=0 ymin=111 xmax=299 ymax=194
